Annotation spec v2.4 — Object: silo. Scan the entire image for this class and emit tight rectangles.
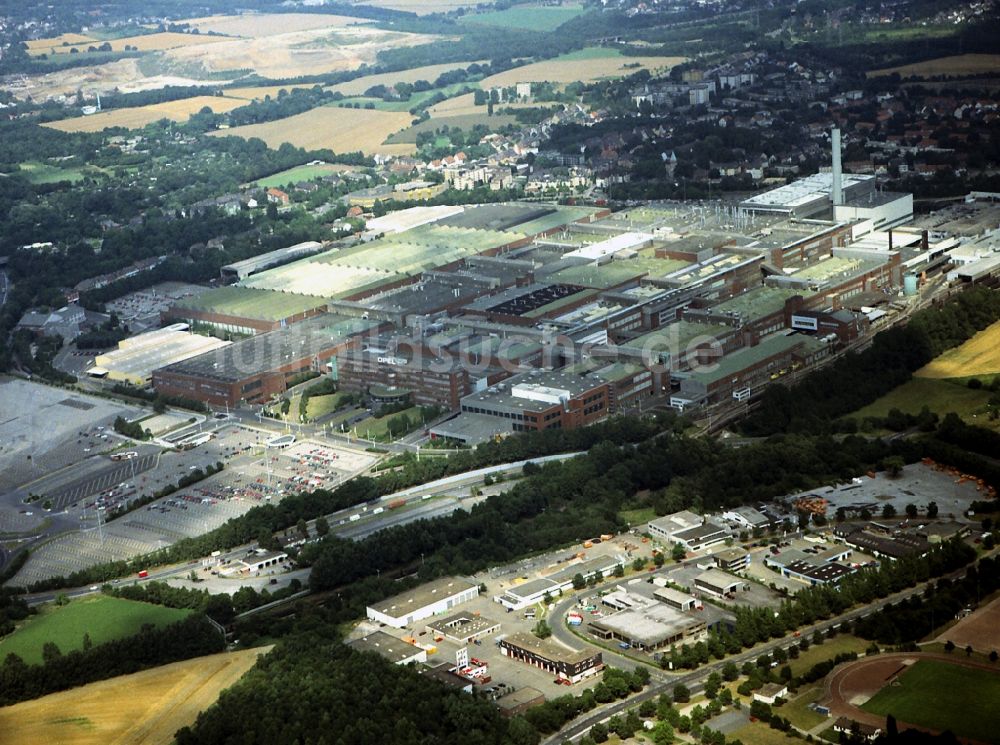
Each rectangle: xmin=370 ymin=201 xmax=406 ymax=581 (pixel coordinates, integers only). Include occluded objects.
xmin=903 ymin=274 xmax=919 ymax=296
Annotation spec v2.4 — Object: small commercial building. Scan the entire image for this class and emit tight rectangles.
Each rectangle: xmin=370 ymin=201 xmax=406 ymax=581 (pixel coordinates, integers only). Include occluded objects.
xmin=833 ymin=717 xmax=881 ymax=742
xmin=496 ymin=687 xmax=546 ymax=717
xmin=499 ymin=632 xmax=604 ymax=684
xmin=713 ymin=547 xmax=751 ymax=572
xmin=753 ymin=683 xmax=789 ymax=705
xmin=694 ymin=569 xmax=745 ymax=598
xmin=426 ymin=613 xmax=501 ymax=645
xmin=242 ymin=549 xmax=288 ymax=573
xmin=367 ymin=577 xmax=480 ymax=629
xmin=764 ymin=547 xmax=855 ymax=586
xmin=348 ymin=631 xmax=427 ymax=666
xmin=648 ymin=510 xmax=704 ymax=543
xmin=672 ymin=520 xmax=729 ymax=551
xmin=723 ymin=506 xmax=772 ymax=531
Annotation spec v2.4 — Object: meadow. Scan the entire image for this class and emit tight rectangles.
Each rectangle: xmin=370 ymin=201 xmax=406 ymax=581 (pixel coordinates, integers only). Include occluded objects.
xmin=255 ymin=162 xmax=363 ymax=187
xmin=16 ymin=161 xmax=88 ymax=184
xmin=386 ymin=112 xmax=517 ymax=144
xmin=850 ymin=377 xmax=997 ymax=430
xmin=915 ymin=319 xmax=1000 ymax=380
xmin=0 ymin=595 xmax=192 ymax=665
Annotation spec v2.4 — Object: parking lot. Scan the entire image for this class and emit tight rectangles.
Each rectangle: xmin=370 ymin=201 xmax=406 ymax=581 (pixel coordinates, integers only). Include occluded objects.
xmin=104 ymin=282 xmax=210 ymax=332
xmin=7 ymin=426 xmax=380 ymax=587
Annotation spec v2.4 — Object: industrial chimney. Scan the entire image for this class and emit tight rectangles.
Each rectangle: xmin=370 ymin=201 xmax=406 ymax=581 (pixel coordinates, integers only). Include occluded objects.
xmin=831 ymin=127 xmax=843 ymax=207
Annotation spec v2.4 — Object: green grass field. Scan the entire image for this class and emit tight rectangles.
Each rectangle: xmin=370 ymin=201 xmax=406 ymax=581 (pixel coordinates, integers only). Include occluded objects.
xmin=729 ymin=721 xmax=801 ymax=745
xmin=305 ymin=393 xmax=352 ymax=421
xmin=255 ymin=162 xmax=356 ymax=187
xmin=788 ymin=634 xmax=869 ymax=677
xmin=619 ymin=507 xmax=657 ymax=526
xmin=18 ymin=161 xmax=87 ymax=184
xmin=861 ymin=659 xmax=1000 ymax=742
xmin=849 ymin=377 xmax=997 ymax=430
xmin=782 ymin=686 xmax=828 ymax=730
xmin=459 ymin=4 xmax=583 ymax=31
xmin=0 ymin=595 xmax=192 ymax=665
xmin=355 ymin=406 xmax=422 ymax=441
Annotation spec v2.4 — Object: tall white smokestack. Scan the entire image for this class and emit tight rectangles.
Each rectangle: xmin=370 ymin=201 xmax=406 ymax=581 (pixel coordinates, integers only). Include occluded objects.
xmin=831 ymin=127 xmax=843 ymax=207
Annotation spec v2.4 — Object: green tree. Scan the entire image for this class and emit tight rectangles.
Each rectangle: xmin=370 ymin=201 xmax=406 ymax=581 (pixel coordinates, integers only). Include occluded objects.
xmin=42 ymin=642 xmax=61 ymax=663
xmin=704 ymin=671 xmax=722 ymax=699
xmin=533 ymin=619 xmax=552 ymax=639
xmin=297 ymin=518 xmax=309 ymax=539
xmin=671 ymin=543 xmax=686 ymax=562
xmin=882 ymin=504 xmax=897 ymax=519
xmin=614 ymin=563 xmax=625 ymax=578
xmin=673 ymin=683 xmax=690 ymax=703
xmin=905 ymin=503 xmax=918 ymax=519
xmin=315 ymin=516 xmax=330 ymax=536
xmin=572 ymin=573 xmax=586 ymax=590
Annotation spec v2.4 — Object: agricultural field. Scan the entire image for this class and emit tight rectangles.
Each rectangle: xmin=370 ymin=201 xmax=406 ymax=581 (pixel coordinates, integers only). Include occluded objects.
xmin=15 ymin=161 xmax=89 ymax=184
xmin=326 ymin=60 xmax=484 ymax=97
xmin=861 ymin=659 xmax=1000 ymax=742
xmin=43 ymin=95 xmax=249 ymax=133
xmin=459 ymin=4 xmax=585 ymax=31
xmin=915 ymin=320 xmax=1000 ymax=381
xmin=0 ymin=647 xmax=269 ymax=745
xmin=25 ymin=33 xmax=98 ymax=55
xmin=37 ymin=31 xmax=228 ymax=55
xmin=210 ymin=105 xmax=416 ymax=156
xmin=255 ymin=162 xmax=365 ymax=187
xmin=869 ymin=53 xmax=1000 ymax=78
xmin=480 ymin=48 xmax=683 ymax=87
xmin=0 ymin=595 xmax=192 ymax=665
xmin=179 ymin=12 xmax=369 ymax=37
xmin=849 ymin=376 xmax=998 ymax=430
xmin=386 ymin=112 xmax=517 ymax=144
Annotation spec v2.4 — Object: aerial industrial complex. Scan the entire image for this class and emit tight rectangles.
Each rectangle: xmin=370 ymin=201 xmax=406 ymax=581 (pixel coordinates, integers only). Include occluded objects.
xmin=88 ymin=134 xmax=981 ymax=442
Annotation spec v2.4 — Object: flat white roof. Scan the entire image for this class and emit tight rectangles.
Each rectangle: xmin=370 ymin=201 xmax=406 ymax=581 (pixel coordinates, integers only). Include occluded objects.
xmin=742 ymin=173 xmax=874 ymax=209
xmin=564 ymin=231 xmax=653 ymax=261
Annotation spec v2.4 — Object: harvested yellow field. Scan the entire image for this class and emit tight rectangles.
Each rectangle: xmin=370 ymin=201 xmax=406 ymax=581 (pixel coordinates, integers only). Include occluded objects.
xmin=0 ymin=647 xmax=269 ymax=745
xmin=916 ymin=320 xmax=1000 ymax=379
xmin=869 ymin=54 xmax=1000 ymax=79
xmin=481 ymin=52 xmax=684 ymax=86
xmin=25 ymin=33 xmax=96 ymax=55
xmin=41 ymin=32 xmax=228 ymax=55
xmin=179 ymin=12 xmax=369 ymax=37
xmin=44 ymin=96 xmax=249 ymax=133
xmin=210 ymin=105 xmax=415 ymax=155
xmin=327 ymin=60 xmax=484 ymax=96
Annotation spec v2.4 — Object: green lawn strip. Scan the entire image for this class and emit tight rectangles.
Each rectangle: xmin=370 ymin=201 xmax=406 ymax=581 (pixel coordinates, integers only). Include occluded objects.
xmin=787 ymin=635 xmax=869 ymax=677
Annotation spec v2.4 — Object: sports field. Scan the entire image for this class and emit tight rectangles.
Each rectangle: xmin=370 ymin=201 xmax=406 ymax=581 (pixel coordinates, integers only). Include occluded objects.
xmin=43 ymin=96 xmax=249 ymax=133
xmin=0 ymin=595 xmax=192 ymax=665
xmin=861 ymin=659 xmax=1000 ymax=742
xmin=916 ymin=320 xmax=1000 ymax=380
xmin=480 ymin=48 xmax=683 ymax=87
xmin=459 ymin=4 xmax=585 ymax=31
xmin=209 ymin=105 xmax=415 ymax=156
xmin=869 ymin=54 xmax=1000 ymax=79
xmin=0 ymin=647 xmax=269 ymax=745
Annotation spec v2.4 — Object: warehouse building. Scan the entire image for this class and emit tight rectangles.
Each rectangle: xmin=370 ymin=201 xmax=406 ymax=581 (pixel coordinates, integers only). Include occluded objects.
xmin=220 ymin=241 xmax=325 ymax=282
xmin=763 ymin=547 xmax=855 ymax=586
xmin=494 ymin=557 xmax=621 ymax=611
xmin=740 ymin=172 xmax=877 ymax=219
xmin=90 ymin=324 xmax=231 ymax=386
xmin=694 ymin=569 xmax=746 ymax=598
xmin=165 ymin=286 xmax=332 ymax=335
xmin=499 ymin=632 xmax=604 ymax=684
xmin=653 ymin=586 xmax=700 ymax=611
xmin=722 ymin=506 xmax=772 ymax=531
xmin=366 ymin=577 xmax=479 ymax=629
xmin=349 ymin=631 xmax=427 ymax=666
xmin=647 ymin=510 xmax=705 ymax=543
xmin=426 ymin=613 xmax=501 ymax=645
xmin=588 ymin=592 xmax=707 ymax=650
xmin=153 ymin=314 xmax=378 ymax=407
